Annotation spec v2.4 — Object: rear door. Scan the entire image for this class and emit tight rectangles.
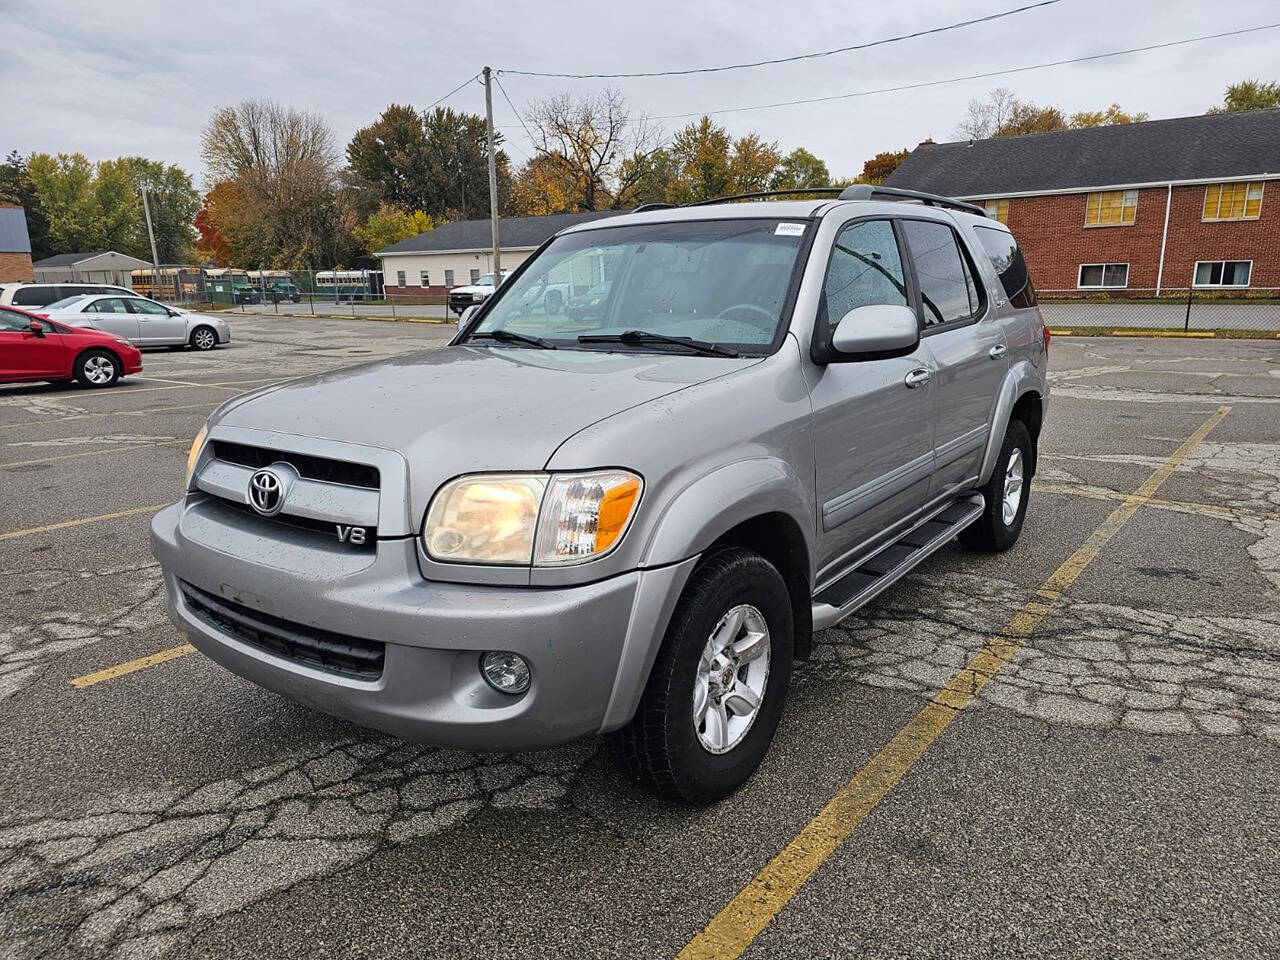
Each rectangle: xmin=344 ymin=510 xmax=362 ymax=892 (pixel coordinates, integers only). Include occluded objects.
xmin=808 ymin=217 xmax=936 ymax=579
xmin=899 ymin=217 xmax=1007 ymax=498
xmin=127 ymin=297 xmax=187 ymax=344
xmin=82 ymin=297 xmax=141 ymax=341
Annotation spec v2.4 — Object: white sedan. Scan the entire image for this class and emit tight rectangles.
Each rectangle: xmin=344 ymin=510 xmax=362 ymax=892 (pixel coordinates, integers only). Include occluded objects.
xmin=38 ymin=295 xmax=231 ymax=351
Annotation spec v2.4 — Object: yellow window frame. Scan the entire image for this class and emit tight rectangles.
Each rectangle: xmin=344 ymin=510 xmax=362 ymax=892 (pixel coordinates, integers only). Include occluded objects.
xmin=1203 ymin=181 xmax=1264 ymax=221
xmin=982 ymin=199 xmax=1009 ymax=224
xmin=1085 ymin=190 xmax=1137 ymax=227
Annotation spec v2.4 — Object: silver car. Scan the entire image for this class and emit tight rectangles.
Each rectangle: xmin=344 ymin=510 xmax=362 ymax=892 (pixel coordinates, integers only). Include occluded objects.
xmin=151 ymin=186 xmax=1049 ymax=803
xmin=41 ymin=294 xmax=231 ymax=350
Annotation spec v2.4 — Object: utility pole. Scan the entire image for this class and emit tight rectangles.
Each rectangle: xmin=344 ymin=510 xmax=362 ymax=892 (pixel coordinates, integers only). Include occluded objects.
xmin=483 ymin=66 xmax=501 ymax=282
xmin=140 ymin=185 xmax=161 ymax=294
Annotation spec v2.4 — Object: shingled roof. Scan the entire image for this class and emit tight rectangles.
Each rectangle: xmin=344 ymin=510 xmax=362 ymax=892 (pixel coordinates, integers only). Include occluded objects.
xmin=885 ymin=108 xmax=1280 ymax=198
xmin=377 ymin=211 xmax=622 ymax=256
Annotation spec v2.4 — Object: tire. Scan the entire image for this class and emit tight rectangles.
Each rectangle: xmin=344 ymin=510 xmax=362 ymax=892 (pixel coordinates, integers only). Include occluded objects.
xmin=545 ymin=289 xmax=564 ymax=314
xmin=74 ymin=349 xmax=121 ymax=388
xmin=614 ymin=548 xmax=794 ymax=804
xmin=960 ymin=419 xmax=1031 ymax=553
xmin=190 ymin=326 xmax=218 ymax=351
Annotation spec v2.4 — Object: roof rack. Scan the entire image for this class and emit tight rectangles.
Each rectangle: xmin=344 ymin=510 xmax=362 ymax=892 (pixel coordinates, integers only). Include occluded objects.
xmin=630 ymin=185 xmax=985 ymax=216
xmin=836 ymin=184 xmax=986 ymax=216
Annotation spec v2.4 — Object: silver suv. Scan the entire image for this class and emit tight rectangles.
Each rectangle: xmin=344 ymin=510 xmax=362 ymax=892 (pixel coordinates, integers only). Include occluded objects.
xmin=151 ymin=186 xmax=1048 ymax=804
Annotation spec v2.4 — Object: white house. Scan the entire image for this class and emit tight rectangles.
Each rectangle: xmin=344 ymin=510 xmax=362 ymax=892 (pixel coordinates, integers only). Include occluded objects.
xmin=32 ymin=250 xmax=151 ymax=286
xmin=377 ymin=211 xmax=620 ymax=295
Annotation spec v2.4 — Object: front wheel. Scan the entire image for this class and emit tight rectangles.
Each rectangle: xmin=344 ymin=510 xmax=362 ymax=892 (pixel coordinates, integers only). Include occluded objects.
xmin=614 ymin=548 xmax=793 ymax=804
xmin=74 ymin=350 xmax=121 ymax=388
xmin=960 ymin=419 xmax=1031 ymax=553
xmin=190 ymin=326 xmax=218 ymax=351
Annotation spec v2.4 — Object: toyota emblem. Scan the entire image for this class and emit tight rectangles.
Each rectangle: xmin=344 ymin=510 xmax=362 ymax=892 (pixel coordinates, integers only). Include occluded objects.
xmin=248 ymin=468 xmax=286 ymax=516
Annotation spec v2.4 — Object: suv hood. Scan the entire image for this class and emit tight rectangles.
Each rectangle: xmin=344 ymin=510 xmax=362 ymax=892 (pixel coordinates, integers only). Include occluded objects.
xmin=213 ymin=344 xmax=756 ymax=501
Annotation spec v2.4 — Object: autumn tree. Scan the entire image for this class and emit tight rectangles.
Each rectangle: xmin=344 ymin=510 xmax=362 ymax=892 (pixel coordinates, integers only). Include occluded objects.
xmin=193 ymin=189 xmax=233 ymax=265
xmin=524 ymin=88 xmax=664 ymax=210
xmin=957 ymin=88 xmax=1149 ymax=139
xmin=352 ymin=204 xmax=434 ymax=256
xmin=859 ymin=149 xmax=909 ymax=185
xmin=1208 ymin=79 xmax=1280 ymax=113
xmin=1069 ymin=103 xmax=1149 ymax=127
xmin=201 ymin=99 xmax=351 ymax=267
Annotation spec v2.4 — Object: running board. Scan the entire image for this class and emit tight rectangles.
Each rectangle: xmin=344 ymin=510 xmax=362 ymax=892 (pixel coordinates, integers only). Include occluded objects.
xmin=811 ymin=494 xmax=985 ymax=631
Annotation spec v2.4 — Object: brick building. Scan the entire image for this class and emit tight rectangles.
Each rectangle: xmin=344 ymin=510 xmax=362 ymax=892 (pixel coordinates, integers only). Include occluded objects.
xmin=886 ymin=109 xmax=1280 ymax=294
xmin=0 ymin=206 xmax=34 ymax=284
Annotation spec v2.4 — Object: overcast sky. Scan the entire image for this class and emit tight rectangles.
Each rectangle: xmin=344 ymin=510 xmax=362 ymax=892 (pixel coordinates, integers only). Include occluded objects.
xmin=2 ymin=0 xmax=1277 ymax=185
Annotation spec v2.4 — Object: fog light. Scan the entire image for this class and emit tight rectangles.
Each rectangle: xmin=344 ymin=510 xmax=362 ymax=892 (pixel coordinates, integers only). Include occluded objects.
xmin=480 ymin=651 xmax=530 ymax=695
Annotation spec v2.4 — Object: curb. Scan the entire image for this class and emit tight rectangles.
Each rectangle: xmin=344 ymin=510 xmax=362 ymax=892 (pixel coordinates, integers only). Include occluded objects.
xmin=1047 ymin=328 xmax=1278 ymax=340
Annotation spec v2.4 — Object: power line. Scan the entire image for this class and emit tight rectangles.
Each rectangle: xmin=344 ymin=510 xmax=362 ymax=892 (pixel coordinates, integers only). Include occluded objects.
xmin=425 ymin=72 xmax=481 ymax=111
xmin=493 ymin=72 xmax=537 ymax=149
xmin=644 ymin=23 xmax=1280 ymax=121
xmin=501 ymin=1 xmax=1062 ymax=79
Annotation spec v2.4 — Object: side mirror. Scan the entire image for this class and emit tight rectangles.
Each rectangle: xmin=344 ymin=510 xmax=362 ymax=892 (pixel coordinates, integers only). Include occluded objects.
xmin=459 ymin=304 xmax=479 ymax=325
xmin=828 ymin=304 xmax=919 ymax=360
xmin=29 ymin=320 xmax=44 ymax=337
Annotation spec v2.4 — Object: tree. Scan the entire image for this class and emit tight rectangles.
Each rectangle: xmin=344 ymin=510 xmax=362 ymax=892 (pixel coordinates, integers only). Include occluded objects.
xmin=352 ymin=204 xmax=433 ymax=256
xmin=0 ymin=151 xmax=52 ymax=260
xmin=1069 ymin=103 xmax=1149 ymax=127
xmin=770 ymin=148 xmax=830 ymax=190
xmin=525 ymin=88 xmax=664 ymax=210
xmin=664 ymin=117 xmax=732 ymax=204
xmin=347 ymin=105 xmax=509 ymax=221
xmin=728 ymin=133 xmax=782 ymax=193
xmin=956 ymin=88 xmax=1021 ymax=139
xmin=509 ymin=153 xmax=580 ymax=216
xmin=1208 ymin=79 xmax=1280 ymax=113
xmin=859 ymin=149 xmax=909 ymax=185
xmin=201 ymin=99 xmax=348 ymax=267
xmin=103 ymin=157 xmax=199 ymax=262
xmin=194 ymin=189 xmax=233 ymax=265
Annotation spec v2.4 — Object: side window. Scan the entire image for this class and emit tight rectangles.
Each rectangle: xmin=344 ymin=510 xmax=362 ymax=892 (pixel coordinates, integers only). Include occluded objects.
xmin=129 ymin=298 xmax=169 ymax=315
xmin=0 ymin=307 xmax=32 ymax=331
xmin=821 ymin=219 xmax=909 ymax=334
xmin=91 ymin=298 xmax=131 ymax=314
xmin=901 ymin=220 xmax=982 ymax=327
xmin=12 ymin=287 xmax=54 ymax=307
xmin=973 ymin=226 xmax=1037 ymax=308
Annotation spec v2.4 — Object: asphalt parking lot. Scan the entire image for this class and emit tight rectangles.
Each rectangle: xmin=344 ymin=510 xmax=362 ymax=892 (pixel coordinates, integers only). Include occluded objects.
xmin=2 ymin=315 xmax=1278 ymax=959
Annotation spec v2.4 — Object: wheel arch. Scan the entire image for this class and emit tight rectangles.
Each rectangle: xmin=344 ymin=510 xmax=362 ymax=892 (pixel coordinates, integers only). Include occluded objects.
xmin=72 ymin=344 xmax=121 ymax=375
xmin=979 ymin=363 xmax=1046 ymax=484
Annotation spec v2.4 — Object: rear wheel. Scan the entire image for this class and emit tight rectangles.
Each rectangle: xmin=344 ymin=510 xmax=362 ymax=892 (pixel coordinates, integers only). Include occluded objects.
xmin=960 ymin=419 xmax=1031 ymax=552
xmin=190 ymin=326 xmax=218 ymax=351
xmin=74 ymin=350 xmax=121 ymax=388
xmin=614 ymin=548 xmax=793 ymax=804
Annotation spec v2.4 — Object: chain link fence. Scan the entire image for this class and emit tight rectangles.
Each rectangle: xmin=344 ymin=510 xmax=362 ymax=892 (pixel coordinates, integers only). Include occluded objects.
xmin=129 ymin=268 xmax=455 ymax=322
xmin=1038 ymin=288 xmax=1280 ymax=334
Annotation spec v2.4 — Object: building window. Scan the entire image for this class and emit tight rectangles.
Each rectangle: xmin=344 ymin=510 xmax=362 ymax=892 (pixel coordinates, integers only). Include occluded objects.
xmin=396 ymin=270 xmax=406 ymax=287
xmin=982 ymin=199 xmax=1009 ymax=224
xmin=1202 ymin=182 xmax=1263 ymax=221
xmin=1078 ymin=263 xmax=1129 ymax=289
xmin=1193 ymin=260 xmax=1251 ymax=288
xmin=1084 ymin=190 xmax=1137 ymax=227
xmin=470 ymin=268 xmax=480 ymax=284
xmin=444 ymin=269 xmax=454 ymax=287
xmin=419 ymin=270 xmax=430 ymax=287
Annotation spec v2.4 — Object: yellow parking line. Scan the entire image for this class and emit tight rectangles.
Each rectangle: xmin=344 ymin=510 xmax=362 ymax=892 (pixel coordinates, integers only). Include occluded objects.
xmin=0 ymin=503 xmax=167 ymax=541
xmin=678 ymin=404 xmax=1231 ymax=960
xmin=71 ymin=643 xmax=196 ymax=688
xmin=0 ymin=438 xmax=189 ymax=469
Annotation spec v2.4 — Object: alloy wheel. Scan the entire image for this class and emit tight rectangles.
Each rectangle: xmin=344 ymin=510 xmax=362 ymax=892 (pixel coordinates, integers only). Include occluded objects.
xmin=83 ymin=355 xmax=115 ymax=384
xmin=1002 ymin=447 xmax=1024 ymax=526
xmin=693 ymin=604 xmax=770 ymax=755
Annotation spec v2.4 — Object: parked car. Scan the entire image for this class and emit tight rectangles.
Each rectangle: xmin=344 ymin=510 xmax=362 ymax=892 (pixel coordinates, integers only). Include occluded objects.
xmin=0 ymin=305 xmax=142 ymax=388
xmin=447 ymin=272 xmax=508 ymax=316
xmin=0 ymin=282 xmax=135 ymax=309
xmin=151 ymin=186 xmax=1048 ymax=804
xmin=40 ymin=295 xmax=231 ymax=350
xmin=564 ymin=282 xmax=612 ymax=324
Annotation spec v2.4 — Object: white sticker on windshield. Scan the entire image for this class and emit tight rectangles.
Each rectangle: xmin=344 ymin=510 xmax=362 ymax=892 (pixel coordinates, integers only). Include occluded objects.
xmin=775 ymin=222 xmax=806 ymax=236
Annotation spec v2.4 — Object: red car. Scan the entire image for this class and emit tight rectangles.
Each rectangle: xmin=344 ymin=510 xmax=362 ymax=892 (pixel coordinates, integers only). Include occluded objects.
xmin=0 ymin=304 xmax=142 ymax=388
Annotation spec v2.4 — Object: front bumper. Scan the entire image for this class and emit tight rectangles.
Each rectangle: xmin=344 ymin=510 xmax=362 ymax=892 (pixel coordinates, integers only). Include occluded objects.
xmin=150 ymin=501 xmax=692 ymax=750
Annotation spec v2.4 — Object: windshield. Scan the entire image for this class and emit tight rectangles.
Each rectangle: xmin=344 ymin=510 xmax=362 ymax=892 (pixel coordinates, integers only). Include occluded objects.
xmin=463 ymin=218 xmax=808 ymax=354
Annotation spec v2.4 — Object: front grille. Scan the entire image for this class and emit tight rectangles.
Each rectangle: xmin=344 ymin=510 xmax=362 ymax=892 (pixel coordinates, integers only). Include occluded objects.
xmin=212 ymin=440 xmax=379 ymax=489
xmin=450 ymin=292 xmax=484 ymax=312
xmin=180 ymin=580 xmax=385 ymax=680
xmin=212 ymin=498 xmax=377 ymax=548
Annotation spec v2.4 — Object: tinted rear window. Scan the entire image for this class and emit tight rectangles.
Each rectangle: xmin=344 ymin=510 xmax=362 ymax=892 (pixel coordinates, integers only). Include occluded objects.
xmin=901 ymin=220 xmax=982 ymax=327
xmin=12 ymin=286 xmax=60 ymax=307
xmin=974 ymin=226 xmax=1036 ymax=308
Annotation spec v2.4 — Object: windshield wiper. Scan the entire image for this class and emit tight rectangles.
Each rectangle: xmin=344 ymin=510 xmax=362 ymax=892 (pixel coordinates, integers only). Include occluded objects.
xmin=577 ymin=330 xmax=740 ymax=358
xmin=469 ymin=329 xmax=556 ymax=349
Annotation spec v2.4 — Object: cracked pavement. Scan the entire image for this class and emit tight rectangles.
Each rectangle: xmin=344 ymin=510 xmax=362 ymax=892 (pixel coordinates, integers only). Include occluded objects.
xmin=1 ymin=320 xmax=1277 ymax=958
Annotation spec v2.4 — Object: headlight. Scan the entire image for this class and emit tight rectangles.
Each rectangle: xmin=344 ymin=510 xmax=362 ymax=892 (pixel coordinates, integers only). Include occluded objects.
xmin=185 ymin=423 xmax=208 ymax=487
xmin=421 ymin=469 xmax=642 ymax=566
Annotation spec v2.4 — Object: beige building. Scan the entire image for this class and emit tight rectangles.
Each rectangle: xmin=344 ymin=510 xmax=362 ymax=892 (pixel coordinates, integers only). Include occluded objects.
xmin=32 ymin=250 xmax=150 ymax=287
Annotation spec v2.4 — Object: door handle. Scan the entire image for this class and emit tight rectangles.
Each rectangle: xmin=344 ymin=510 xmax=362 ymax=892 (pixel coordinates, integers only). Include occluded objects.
xmin=989 ymin=343 xmax=1007 ymax=359
xmin=904 ymin=368 xmax=932 ymax=388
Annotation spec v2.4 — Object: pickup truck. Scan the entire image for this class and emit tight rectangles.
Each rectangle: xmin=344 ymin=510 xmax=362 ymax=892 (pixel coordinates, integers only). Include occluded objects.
xmin=151 ymin=186 xmax=1048 ymax=804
